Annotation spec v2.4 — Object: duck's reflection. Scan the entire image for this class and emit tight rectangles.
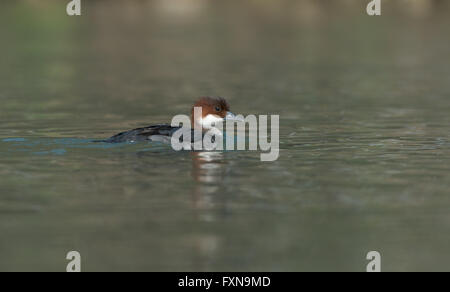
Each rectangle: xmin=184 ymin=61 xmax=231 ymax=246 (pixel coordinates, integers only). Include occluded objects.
xmin=191 ymin=151 xmax=228 ymax=211
xmin=192 ymin=152 xmax=225 ymax=182
xmin=189 ymin=151 xmax=229 ymax=267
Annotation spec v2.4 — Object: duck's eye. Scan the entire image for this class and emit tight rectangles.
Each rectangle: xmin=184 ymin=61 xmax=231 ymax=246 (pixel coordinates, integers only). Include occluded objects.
xmin=215 ymin=106 xmax=221 ymax=112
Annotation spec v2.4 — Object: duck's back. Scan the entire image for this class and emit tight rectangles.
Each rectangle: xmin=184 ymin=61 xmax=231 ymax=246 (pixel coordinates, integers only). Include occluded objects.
xmin=103 ymin=124 xmax=180 ymax=143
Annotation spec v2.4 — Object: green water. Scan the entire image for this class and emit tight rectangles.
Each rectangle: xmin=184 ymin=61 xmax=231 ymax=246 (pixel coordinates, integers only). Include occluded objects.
xmin=0 ymin=0 xmax=450 ymax=271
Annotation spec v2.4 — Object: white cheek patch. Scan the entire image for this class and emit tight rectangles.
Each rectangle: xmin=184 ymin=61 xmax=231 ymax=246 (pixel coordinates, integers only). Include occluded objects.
xmin=200 ymin=114 xmax=224 ymax=129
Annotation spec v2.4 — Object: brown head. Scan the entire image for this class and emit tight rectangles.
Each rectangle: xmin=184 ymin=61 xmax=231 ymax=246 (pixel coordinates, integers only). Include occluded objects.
xmin=191 ymin=97 xmax=236 ymax=129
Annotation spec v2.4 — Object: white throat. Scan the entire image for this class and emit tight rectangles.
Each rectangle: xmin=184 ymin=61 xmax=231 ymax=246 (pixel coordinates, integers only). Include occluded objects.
xmin=195 ymin=114 xmax=224 ymax=130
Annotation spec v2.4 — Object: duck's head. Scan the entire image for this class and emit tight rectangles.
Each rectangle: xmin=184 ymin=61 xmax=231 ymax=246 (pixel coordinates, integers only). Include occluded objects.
xmin=191 ymin=97 xmax=241 ymax=130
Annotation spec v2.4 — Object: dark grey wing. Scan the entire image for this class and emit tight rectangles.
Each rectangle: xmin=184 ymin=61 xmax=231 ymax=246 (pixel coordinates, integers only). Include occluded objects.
xmin=102 ymin=124 xmax=181 ymax=143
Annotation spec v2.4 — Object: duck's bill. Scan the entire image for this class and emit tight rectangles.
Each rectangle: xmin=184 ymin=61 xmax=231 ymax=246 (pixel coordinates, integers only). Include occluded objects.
xmin=225 ymin=112 xmax=245 ymax=122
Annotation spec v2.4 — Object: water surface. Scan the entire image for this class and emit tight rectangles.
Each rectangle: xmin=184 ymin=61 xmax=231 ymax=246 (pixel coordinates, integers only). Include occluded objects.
xmin=0 ymin=0 xmax=450 ymax=271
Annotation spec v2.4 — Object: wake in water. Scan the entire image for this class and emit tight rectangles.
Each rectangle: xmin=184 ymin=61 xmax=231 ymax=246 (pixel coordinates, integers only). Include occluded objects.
xmin=0 ymin=137 xmax=172 ymax=156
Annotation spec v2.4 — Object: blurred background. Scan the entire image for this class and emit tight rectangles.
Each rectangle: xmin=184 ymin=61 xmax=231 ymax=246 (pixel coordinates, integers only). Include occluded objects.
xmin=0 ymin=0 xmax=449 ymax=271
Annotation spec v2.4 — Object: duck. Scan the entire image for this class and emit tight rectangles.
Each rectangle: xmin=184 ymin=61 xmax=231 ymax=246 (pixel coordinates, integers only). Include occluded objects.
xmin=102 ymin=97 xmax=241 ymax=144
